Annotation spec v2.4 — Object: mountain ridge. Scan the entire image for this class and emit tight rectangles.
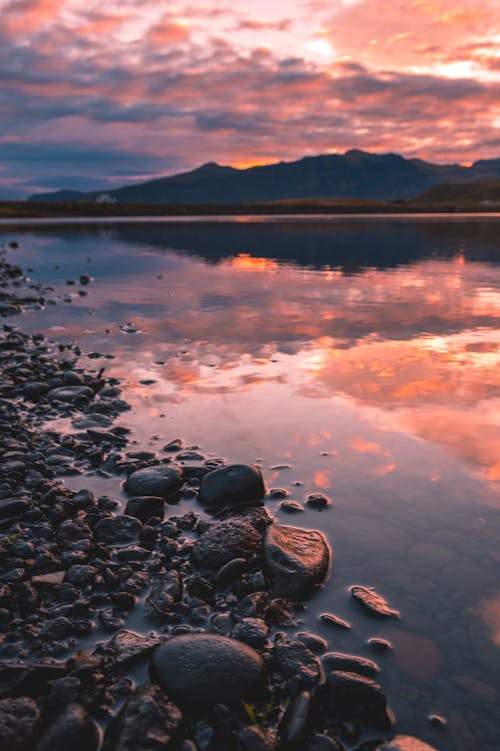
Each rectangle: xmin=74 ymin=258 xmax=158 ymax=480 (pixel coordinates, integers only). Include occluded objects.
xmin=28 ymin=150 xmax=500 ymax=204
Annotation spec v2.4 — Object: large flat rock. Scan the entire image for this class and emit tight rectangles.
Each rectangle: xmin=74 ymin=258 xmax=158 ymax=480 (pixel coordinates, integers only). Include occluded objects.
xmin=264 ymin=524 xmax=330 ymax=599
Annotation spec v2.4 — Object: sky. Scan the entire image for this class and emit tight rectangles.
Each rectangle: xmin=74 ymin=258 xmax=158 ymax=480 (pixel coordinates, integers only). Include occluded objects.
xmin=0 ymin=0 xmax=499 ymax=197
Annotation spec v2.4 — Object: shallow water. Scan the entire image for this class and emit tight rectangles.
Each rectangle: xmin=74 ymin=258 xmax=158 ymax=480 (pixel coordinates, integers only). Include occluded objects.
xmin=2 ymin=216 xmax=500 ymax=750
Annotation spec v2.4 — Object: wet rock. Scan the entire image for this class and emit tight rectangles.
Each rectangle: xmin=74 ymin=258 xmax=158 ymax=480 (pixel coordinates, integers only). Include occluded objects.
xmin=0 ymin=498 xmax=31 ymax=521
xmin=101 ymin=630 xmax=161 ymax=666
xmin=274 ymin=639 xmax=323 ymax=691
xmin=320 ymin=613 xmax=351 ymax=630
xmin=47 ymin=386 xmax=94 ymax=403
xmin=214 ymin=557 xmax=248 ymax=588
xmin=0 ymin=696 xmax=40 ymax=750
xmin=152 ymin=634 xmax=264 ymax=706
xmin=296 ymin=633 xmax=328 ymax=653
xmin=367 ymin=638 xmax=392 ymax=653
xmin=125 ymin=465 xmax=183 ymax=500
xmin=279 ymin=690 xmax=312 ymax=748
xmin=103 ymin=684 xmax=182 ymax=751
xmin=325 ymin=671 xmax=392 ymax=728
xmin=125 ymin=496 xmax=164 ymax=521
xmin=232 ymin=617 xmax=269 ymax=646
xmin=163 ymin=439 xmax=183 ymax=452
xmin=32 ymin=571 xmax=66 ymax=586
xmin=279 ymin=501 xmax=303 ymax=513
xmin=198 ymin=464 xmax=266 ymax=507
xmin=305 ymin=493 xmax=330 ymax=510
xmin=322 ymin=652 xmax=380 ymax=677
xmin=94 ymin=515 xmax=142 ymax=543
xmin=65 ymin=565 xmax=98 ymax=586
xmin=34 ymin=703 xmax=99 ymax=751
xmin=350 ymin=586 xmax=400 ymax=618
xmin=191 ymin=519 xmax=261 ymax=571
xmin=148 ymin=570 xmax=181 ymax=615
xmin=378 ymin=737 xmax=438 ymax=751
xmin=306 ymin=734 xmax=345 ymax=751
xmin=236 ymin=725 xmax=275 ymax=751
xmin=264 ymin=525 xmax=330 ymax=599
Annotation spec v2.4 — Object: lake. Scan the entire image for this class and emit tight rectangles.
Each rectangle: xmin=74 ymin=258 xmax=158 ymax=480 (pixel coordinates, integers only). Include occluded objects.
xmin=2 ymin=215 xmax=500 ymax=750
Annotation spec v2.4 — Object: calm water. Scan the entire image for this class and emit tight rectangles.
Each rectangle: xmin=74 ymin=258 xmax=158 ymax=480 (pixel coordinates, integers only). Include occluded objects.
xmin=2 ymin=216 xmax=500 ymax=750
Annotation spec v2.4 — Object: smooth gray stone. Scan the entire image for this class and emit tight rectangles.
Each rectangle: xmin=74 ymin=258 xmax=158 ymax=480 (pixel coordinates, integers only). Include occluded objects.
xmin=152 ymin=634 xmax=264 ymax=705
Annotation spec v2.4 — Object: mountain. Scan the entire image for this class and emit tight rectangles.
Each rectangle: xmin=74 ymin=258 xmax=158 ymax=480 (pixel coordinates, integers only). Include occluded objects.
xmin=28 ymin=150 xmax=500 ymax=204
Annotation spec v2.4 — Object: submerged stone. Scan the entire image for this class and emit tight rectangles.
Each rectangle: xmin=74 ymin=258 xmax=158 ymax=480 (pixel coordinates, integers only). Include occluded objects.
xmin=151 ymin=634 xmax=264 ymax=706
xmin=325 ymin=670 xmax=392 ymax=728
xmin=47 ymin=386 xmax=94 ymax=403
xmin=378 ymin=737 xmax=438 ymax=751
xmin=0 ymin=696 xmax=40 ymax=751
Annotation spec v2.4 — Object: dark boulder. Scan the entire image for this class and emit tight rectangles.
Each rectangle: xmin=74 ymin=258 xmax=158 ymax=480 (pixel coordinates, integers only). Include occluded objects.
xmin=198 ymin=464 xmax=266 ymax=506
xmin=151 ymin=634 xmax=264 ymax=706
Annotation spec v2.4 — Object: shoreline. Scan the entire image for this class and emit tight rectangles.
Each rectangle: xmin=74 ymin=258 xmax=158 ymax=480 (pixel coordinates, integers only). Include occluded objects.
xmin=0 ymin=239 xmax=439 ymax=751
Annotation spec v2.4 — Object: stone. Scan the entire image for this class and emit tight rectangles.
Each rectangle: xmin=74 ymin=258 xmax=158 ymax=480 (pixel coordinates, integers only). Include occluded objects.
xmin=94 ymin=515 xmax=142 ymax=543
xmin=306 ymin=734 xmax=345 ymax=751
xmin=34 ymin=703 xmax=99 ymax=751
xmin=125 ymin=496 xmax=165 ymax=521
xmin=0 ymin=498 xmax=30 ymax=520
xmin=236 ymin=726 xmax=275 ymax=751
xmin=103 ymin=685 xmax=182 ymax=751
xmin=322 ymin=652 xmax=380 ymax=677
xmin=191 ymin=519 xmax=261 ymax=571
xmin=125 ymin=465 xmax=183 ymax=500
xmin=264 ymin=525 xmax=330 ymax=599
xmin=198 ymin=464 xmax=266 ymax=506
xmin=151 ymin=634 xmax=264 ymax=706
xmin=0 ymin=696 xmax=40 ymax=751
xmin=148 ymin=571 xmax=181 ymax=615
xmin=350 ymin=586 xmax=400 ymax=618
xmin=378 ymin=737 xmax=438 ymax=751
xmin=232 ymin=617 xmax=269 ymax=646
xmin=65 ymin=565 xmax=98 ymax=587
xmin=279 ymin=690 xmax=311 ymax=748
xmin=47 ymin=386 xmax=94 ymax=403
xmin=274 ymin=639 xmax=323 ymax=690
xmin=305 ymin=493 xmax=330 ymax=510
xmin=100 ymin=630 xmax=161 ymax=666
xmin=325 ymin=671 xmax=392 ymax=728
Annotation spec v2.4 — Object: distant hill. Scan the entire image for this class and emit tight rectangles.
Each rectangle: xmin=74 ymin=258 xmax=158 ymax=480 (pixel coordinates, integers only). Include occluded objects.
xmin=28 ymin=150 xmax=500 ymax=204
xmin=414 ymin=179 xmax=500 ymax=205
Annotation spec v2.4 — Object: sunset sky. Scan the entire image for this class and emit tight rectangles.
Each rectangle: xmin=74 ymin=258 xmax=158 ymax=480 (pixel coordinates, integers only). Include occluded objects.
xmin=1 ymin=0 xmax=499 ymax=197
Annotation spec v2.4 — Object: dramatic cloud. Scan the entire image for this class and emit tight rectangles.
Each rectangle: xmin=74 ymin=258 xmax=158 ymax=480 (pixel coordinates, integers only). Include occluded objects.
xmin=0 ymin=0 xmax=499 ymax=196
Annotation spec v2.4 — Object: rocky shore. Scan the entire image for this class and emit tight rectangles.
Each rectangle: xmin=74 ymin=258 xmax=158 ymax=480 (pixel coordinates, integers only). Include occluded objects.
xmin=0 ymin=240 xmax=439 ymax=751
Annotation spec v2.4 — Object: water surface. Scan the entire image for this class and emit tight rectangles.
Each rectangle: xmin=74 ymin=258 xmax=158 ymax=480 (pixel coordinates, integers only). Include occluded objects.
xmin=2 ymin=216 xmax=500 ymax=750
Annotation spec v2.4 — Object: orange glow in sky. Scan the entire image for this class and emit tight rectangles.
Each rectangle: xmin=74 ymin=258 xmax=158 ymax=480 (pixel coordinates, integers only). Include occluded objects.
xmin=1 ymin=0 xmax=499 ymax=196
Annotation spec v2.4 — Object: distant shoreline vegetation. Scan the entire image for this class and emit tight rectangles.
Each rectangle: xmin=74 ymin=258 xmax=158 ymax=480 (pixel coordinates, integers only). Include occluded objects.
xmin=1 ymin=196 xmax=500 ymax=220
